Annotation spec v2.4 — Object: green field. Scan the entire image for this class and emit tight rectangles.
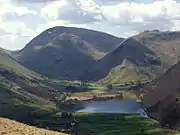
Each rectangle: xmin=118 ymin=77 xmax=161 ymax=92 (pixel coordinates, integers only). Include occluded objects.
xmin=0 ymin=83 xmax=179 ymax=135
xmin=0 ymin=68 xmax=179 ymax=135
xmin=33 ymin=112 xmax=180 ymax=135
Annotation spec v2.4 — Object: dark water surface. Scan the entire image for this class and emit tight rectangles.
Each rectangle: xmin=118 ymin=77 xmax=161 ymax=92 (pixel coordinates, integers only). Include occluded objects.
xmin=77 ymin=99 xmax=143 ymax=114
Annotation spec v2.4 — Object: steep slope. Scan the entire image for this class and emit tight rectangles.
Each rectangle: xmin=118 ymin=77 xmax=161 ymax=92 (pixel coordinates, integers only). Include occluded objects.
xmin=16 ymin=33 xmax=99 ymax=80
xmin=142 ymin=61 xmax=180 ymax=129
xmin=0 ymin=117 xmax=67 ymax=135
xmin=133 ymin=30 xmax=180 ymax=67
xmin=0 ymin=48 xmax=59 ymax=104
xmin=102 ymin=59 xmax=150 ymax=84
xmin=21 ymin=26 xmax=123 ymax=53
xmin=15 ymin=27 xmax=180 ymax=83
xmin=96 ymin=38 xmax=163 ymax=84
xmin=13 ymin=27 xmax=123 ymax=80
xmin=0 ymin=49 xmax=63 ymax=125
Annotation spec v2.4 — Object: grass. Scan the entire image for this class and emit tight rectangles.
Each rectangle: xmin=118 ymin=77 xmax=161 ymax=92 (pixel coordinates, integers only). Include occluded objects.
xmin=0 ymin=50 xmax=45 ymax=80
xmin=102 ymin=60 xmax=147 ymax=85
xmin=101 ymin=59 xmax=161 ymax=85
xmin=72 ymin=88 xmax=138 ymax=101
xmin=0 ymin=49 xmax=178 ymax=134
xmin=32 ymin=112 xmax=180 ymax=135
xmin=0 ymin=83 xmax=56 ymax=123
xmin=0 ymin=83 xmax=179 ymax=135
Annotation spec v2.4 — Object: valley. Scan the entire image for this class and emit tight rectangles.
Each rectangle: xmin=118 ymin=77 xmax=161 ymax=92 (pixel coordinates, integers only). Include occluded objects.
xmin=1 ymin=26 xmax=180 ymax=134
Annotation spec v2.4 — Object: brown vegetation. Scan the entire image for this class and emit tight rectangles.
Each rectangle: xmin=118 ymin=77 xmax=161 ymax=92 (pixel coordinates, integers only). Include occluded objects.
xmin=0 ymin=118 xmax=67 ymax=135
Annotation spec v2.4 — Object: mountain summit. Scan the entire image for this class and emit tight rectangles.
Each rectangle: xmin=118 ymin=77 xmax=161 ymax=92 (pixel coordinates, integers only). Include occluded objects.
xmin=13 ymin=26 xmax=123 ymax=80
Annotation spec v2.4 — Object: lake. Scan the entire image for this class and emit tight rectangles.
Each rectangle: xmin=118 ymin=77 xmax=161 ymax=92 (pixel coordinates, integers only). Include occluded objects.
xmin=77 ymin=99 xmax=144 ymax=114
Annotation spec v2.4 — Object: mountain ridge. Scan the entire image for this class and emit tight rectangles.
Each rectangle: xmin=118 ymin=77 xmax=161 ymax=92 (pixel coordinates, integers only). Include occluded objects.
xmin=8 ymin=27 xmax=180 ymax=84
xmin=95 ymin=38 xmax=162 ymax=83
xmin=133 ymin=30 xmax=180 ymax=67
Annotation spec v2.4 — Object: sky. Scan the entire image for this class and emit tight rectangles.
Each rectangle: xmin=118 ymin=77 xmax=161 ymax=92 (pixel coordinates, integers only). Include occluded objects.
xmin=1 ymin=0 xmax=180 ymax=50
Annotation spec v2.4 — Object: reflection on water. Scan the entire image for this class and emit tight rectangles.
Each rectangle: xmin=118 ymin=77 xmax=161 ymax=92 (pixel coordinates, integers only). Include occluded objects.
xmin=77 ymin=99 xmax=142 ymax=114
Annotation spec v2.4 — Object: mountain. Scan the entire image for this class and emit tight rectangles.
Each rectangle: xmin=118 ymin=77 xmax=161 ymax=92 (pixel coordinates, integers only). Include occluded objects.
xmin=142 ymin=61 xmax=180 ymax=129
xmin=0 ymin=48 xmax=66 ymax=124
xmin=12 ymin=27 xmax=167 ymax=83
xmin=17 ymin=26 xmax=123 ymax=55
xmin=133 ymin=30 xmax=180 ymax=67
xmin=14 ymin=27 xmax=180 ymax=84
xmin=0 ymin=49 xmax=56 ymax=102
xmin=13 ymin=26 xmax=124 ymax=80
xmin=96 ymin=38 xmax=163 ymax=84
xmin=16 ymin=33 xmax=97 ymax=80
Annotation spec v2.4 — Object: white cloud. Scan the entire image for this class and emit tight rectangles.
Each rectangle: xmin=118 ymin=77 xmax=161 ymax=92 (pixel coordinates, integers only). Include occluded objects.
xmin=0 ymin=21 xmax=35 ymax=37
xmin=0 ymin=5 xmax=36 ymax=16
xmin=36 ymin=20 xmax=90 ymax=35
xmin=0 ymin=35 xmax=32 ymax=50
xmin=0 ymin=0 xmax=37 ymax=50
xmin=40 ymin=0 xmax=180 ymax=33
xmin=41 ymin=0 xmax=103 ymax=23
xmin=0 ymin=21 xmax=36 ymax=50
xmin=101 ymin=0 xmax=180 ymax=30
xmin=0 ymin=1 xmax=37 ymax=20
xmin=36 ymin=20 xmax=69 ymax=33
xmin=1 ymin=0 xmax=180 ymax=50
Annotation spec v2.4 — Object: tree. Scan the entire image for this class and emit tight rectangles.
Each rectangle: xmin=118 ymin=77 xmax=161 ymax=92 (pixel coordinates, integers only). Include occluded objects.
xmin=79 ymin=69 xmax=92 ymax=88
xmin=107 ymin=84 xmax=113 ymax=90
xmin=50 ymin=91 xmax=84 ymax=119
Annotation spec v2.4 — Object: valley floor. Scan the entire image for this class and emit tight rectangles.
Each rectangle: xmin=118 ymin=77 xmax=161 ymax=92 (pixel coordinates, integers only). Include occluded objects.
xmin=71 ymin=90 xmax=137 ymax=101
xmin=34 ymin=113 xmax=180 ymax=135
xmin=0 ymin=100 xmax=179 ymax=135
xmin=0 ymin=81 xmax=179 ymax=135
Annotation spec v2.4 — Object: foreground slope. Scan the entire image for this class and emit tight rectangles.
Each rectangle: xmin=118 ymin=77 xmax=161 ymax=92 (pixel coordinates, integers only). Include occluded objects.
xmin=0 ymin=118 xmax=67 ymax=135
xmin=142 ymin=61 xmax=180 ymax=129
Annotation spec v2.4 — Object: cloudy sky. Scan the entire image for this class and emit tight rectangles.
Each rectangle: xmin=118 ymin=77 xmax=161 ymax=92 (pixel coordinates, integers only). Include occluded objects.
xmin=1 ymin=0 xmax=180 ymax=50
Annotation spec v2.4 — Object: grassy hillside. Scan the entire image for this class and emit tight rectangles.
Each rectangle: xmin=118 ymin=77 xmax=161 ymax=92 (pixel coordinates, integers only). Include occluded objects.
xmin=10 ymin=26 xmax=124 ymax=81
xmin=0 ymin=49 xmax=43 ymax=79
xmin=95 ymin=38 xmax=163 ymax=84
xmin=0 ymin=82 xmax=56 ymax=123
xmin=15 ymin=33 xmax=103 ymax=80
xmin=133 ymin=30 xmax=180 ymax=67
xmin=0 ymin=82 xmax=66 ymax=134
xmin=1 ymin=85 xmax=178 ymax=135
xmin=12 ymin=27 xmax=173 ymax=84
xmin=1 ymin=47 xmax=179 ymax=135
xmin=102 ymin=59 xmax=151 ymax=84
xmin=0 ymin=48 xmax=70 ymax=102
xmin=9 ymin=28 xmax=180 ymax=85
